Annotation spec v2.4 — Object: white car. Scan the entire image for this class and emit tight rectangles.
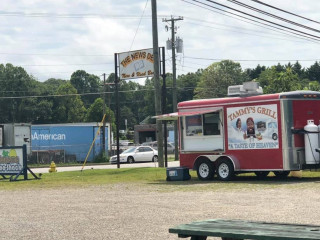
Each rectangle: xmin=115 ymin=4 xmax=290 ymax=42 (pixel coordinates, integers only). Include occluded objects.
xmin=110 ymin=146 xmax=158 ymax=164
xmin=141 ymin=141 xmax=175 ymax=154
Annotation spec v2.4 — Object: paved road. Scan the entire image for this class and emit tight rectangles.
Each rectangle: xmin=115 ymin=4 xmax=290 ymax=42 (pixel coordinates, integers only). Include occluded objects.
xmin=31 ymin=161 xmax=180 ymax=174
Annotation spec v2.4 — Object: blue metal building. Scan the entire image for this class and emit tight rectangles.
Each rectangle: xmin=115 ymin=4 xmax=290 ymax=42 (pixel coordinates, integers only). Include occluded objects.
xmin=31 ymin=123 xmax=110 ymax=163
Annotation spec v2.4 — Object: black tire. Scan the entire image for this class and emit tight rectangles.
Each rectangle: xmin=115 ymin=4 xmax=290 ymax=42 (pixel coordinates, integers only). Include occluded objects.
xmin=272 ymin=133 xmax=278 ymax=140
xmin=273 ymin=171 xmax=290 ymax=178
xmin=152 ymin=155 xmax=158 ymax=162
xmin=255 ymin=171 xmax=270 ymax=179
xmin=217 ymin=159 xmax=234 ymax=181
xmin=196 ymin=159 xmax=214 ymax=181
xmin=127 ymin=156 xmax=134 ymax=164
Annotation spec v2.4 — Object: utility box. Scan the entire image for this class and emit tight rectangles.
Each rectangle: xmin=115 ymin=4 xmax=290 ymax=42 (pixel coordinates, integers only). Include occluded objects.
xmin=166 ymin=167 xmax=191 ymax=181
xmin=1 ymin=123 xmax=31 ymax=154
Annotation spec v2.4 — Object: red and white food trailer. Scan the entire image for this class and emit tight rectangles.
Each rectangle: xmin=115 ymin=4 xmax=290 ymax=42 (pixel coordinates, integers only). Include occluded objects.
xmin=159 ymin=88 xmax=320 ymax=181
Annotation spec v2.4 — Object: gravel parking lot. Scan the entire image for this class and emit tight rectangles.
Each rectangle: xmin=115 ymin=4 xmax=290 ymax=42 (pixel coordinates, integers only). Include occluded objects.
xmin=1 ymin=179 xmax=320 ymax=239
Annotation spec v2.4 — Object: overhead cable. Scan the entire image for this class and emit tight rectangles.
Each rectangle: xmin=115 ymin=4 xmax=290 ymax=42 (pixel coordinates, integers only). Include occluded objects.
xmin=129 ymin=0 xmax=149 ymax=51
xmin=227 ymin=0 xmax=320 ymax=33
xmin=183 ymin=56 xmax=320 ymax=62
xmin=250 ymin=0 xmax=320 ymax=25
xmin=192 ymin=0 xmax=320 ymax=41
xmin=184 ymin=0 xmax=320 ymax=43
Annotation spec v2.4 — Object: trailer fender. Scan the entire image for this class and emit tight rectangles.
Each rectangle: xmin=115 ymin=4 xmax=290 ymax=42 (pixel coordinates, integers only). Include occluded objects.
xmin=193 ymin=155 xmax=240 ymax=171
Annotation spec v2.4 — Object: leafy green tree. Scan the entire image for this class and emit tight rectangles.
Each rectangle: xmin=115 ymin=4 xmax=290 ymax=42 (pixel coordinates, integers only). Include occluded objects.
xmin=0 ymin=63 xmax=40 ymax=123
xmin=256 ymin=66 xmax=279 ymax=90
xmin=43 ymin=78 xmax=67 ymax=94
xmin=304 ymin=81 xmax=320 ymax=91
xmin=307 ymin=61 xmax=320 ymax=81
xmin=177 ymin=69 xmax=202 ymax=103
xmin=194 ymin=60 xmax=249 ymax=99
xmin=52 ymin=83 xmax=86 ymax=123
xmin=70 ymin=70 xmax=101 ymax=107
xmin=275 ymin=63 xmax=285 ymax=73
xmin=85 ymin=98 xmax=115 ymax=123
xmin=33 ymin=100 xmax=54 ymax=124
xmin=246 ymin=64 xmax=266 ymax=80
xmin=258 ymin=67 xmax=302 ymax=94
xmin=120 ymin=106 xmax=137 ymax=130
xmin=139 ymin=77 xmax=156 ymax=122
xmin=85 ymin=98 xmax=116 ymax=132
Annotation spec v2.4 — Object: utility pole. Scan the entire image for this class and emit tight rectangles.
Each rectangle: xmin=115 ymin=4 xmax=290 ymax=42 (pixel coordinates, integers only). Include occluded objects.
xmin=114 ymin=53 xmax=120 ymax=169
xmin=102 ymin=73 xmax=106 ymax=157
xmin=151 ymin=0 xmax=164 ymax=167
xmin=163 ymin=16 xmax=183 ymax=161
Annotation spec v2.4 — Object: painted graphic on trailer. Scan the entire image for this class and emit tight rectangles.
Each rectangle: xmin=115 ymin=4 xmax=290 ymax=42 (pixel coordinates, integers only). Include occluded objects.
xmin=227 ymin=104 xmax=279 ymax=150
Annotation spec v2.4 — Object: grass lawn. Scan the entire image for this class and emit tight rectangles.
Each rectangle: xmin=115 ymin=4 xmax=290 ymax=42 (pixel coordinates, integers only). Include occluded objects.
xmin=1 ymin=168 xmax=320 ymax=191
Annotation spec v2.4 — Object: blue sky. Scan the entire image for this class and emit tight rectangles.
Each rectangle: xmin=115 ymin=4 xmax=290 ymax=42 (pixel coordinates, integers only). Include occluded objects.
xmin=1 ymin=0 xmax=320 ymax=82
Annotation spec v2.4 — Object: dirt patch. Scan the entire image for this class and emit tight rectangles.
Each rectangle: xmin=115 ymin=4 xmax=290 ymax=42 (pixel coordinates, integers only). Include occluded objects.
xmin=1 ymin=183 xmax=320 ymax=239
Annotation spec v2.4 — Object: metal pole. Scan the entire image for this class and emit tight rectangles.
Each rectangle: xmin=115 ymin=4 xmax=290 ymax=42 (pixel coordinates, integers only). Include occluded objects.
xmin=171 ymin=18 xmax=179 ymax=161
xmin=102 ymin=73 xmax=106 ymax=157
xmin=161 ymin=47 xmax=168 ymax=168
xmin=151 ymin=0 xmax=164 ymax=167
xmin=114 ymin=53 xmax=120 ymax=169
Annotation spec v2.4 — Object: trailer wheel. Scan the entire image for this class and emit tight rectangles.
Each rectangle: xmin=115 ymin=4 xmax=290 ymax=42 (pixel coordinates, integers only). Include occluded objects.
xmin=196 ymin=159 xmax=214 ymax=181
xmin=255 ymin=171 xmax=270 ymax=179
xmin=273 ymin=171 xmax=290 ymax=178
xmin=127 ymin=156 xmax=134 ymax=164
xmin=217 ymin=159 xmax=234 ymax=181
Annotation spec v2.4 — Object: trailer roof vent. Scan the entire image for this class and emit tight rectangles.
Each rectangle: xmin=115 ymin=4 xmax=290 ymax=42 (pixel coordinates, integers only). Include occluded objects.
xmin=228 ymin=82 xmax=263 ymax=97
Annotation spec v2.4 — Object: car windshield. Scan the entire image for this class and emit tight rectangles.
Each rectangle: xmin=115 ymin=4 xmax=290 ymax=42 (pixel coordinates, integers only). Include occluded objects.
xmin=122 ymin=147 xmax=137 ymax=154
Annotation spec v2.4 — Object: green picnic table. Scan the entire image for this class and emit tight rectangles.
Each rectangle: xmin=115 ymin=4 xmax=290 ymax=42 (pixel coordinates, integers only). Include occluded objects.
xmin=169 ymin=219 xmax=320 ymax=240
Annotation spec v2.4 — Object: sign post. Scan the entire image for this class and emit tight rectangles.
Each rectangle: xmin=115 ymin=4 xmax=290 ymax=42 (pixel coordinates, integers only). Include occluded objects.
xmin=114 ymin=47 xmax=165 ymax=168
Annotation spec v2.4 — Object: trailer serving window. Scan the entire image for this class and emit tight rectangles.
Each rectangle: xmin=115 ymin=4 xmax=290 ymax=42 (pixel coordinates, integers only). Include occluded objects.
xmin=182 ymin=110 xmax=224 ymax=152
xmin=185 ymin=112 xmax=220 ymax=136
xmin=203 ymin=112 xmax=220 ymax=135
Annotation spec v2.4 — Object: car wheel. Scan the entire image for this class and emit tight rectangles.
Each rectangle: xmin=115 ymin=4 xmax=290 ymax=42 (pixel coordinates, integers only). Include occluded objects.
xmin=255 ymin=171 xmax=270 ymax=179
xmin=273 ymin=171 xmax=290 ymax=178
xmin=272 ymin=133 xmax=278 ymax=140
xmin=127 ymin=156 xmax=134 ymax=164
xmin=196 ymin=159 xmax=214 ymax=180
xmin=152 ymin=155 xmax=158 ymax=162
xmin=217 ymin=159 xmax=234 ymax=181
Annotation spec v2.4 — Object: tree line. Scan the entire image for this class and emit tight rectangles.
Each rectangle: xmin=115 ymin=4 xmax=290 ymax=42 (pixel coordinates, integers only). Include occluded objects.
xmin=1 ymin=60 xmax=320 ymax=131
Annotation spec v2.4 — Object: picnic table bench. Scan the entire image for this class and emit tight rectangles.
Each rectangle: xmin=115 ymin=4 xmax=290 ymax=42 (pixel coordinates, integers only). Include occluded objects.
xmin=169 ymin=219 xmax=320 ymax=240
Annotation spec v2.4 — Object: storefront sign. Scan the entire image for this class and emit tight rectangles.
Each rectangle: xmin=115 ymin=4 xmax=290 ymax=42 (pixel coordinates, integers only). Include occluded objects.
xmin=118 ymin=48 xmax=154 ymax=80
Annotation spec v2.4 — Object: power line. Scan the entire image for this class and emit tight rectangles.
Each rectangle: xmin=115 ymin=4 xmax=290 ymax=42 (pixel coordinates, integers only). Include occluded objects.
xmin=0 ymin=52 xmax=113 ymax=57
xmin=182 ymin=0 xmax=320 ymax=44
xmin=250 ymin=0 xmax=320 ymax=25
xmin=19 ymin=62 xmax=114 ymax=67
xmin=129 ymin=0 xmax=149 ymax=51
xmin=0 ymin=88 xmax=155 ymax=100
xmin=0 ymin=11 xmax=169 ymax=19
xmin=183 ymin=56 xmax=320 ymax=62
xmin=185 ymin=20 xmax=313 ymax=43
xmin=227 ymin=0 xmax=320 ymax=34
xmin=200 ymin=0 xmax=320 ymax=40
xmin=186 ymin=17 xmax=300 ymax=38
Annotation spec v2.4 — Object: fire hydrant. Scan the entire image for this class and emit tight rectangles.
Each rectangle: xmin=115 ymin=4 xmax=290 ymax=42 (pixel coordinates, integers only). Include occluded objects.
xmin=49 ymin=161 xmax=57 ymax=173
